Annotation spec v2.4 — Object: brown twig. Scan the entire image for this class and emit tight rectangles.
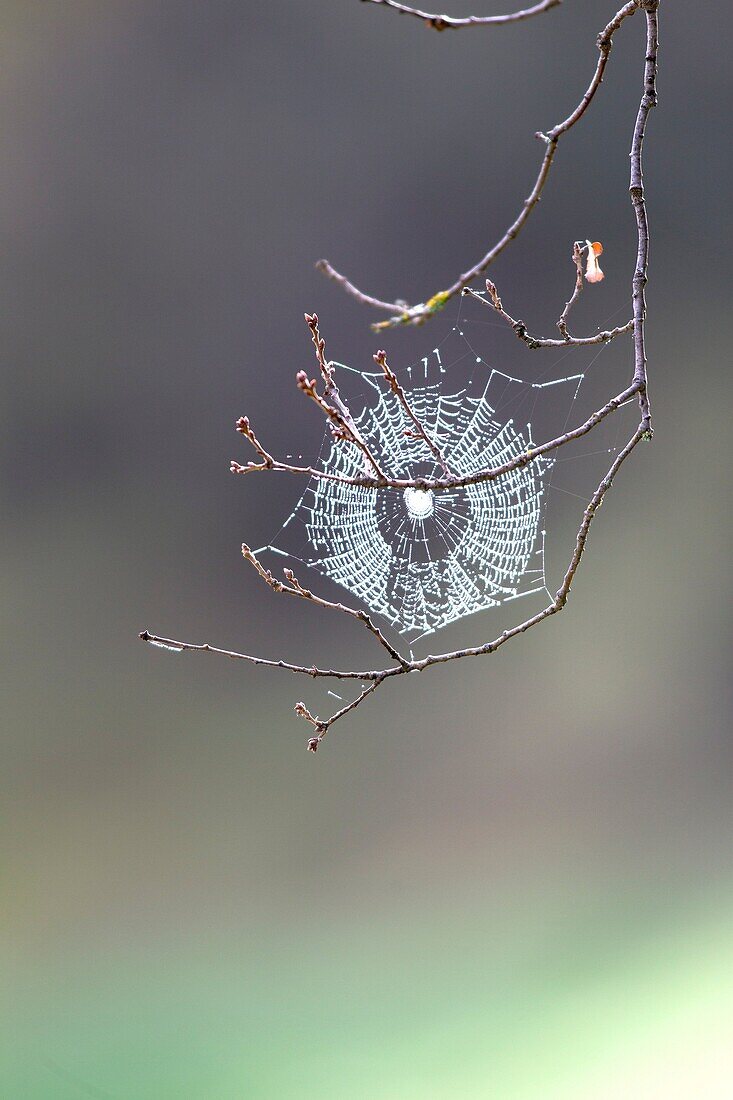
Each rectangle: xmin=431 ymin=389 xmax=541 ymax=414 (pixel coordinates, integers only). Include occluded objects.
xmin=629 ymin=0 xmax=658 ymax=437
xmin=359 ymin=0 xmax=562 ymax=32
xmin=298 ymin=313 xmax=388 ymax=480
xmin=373 ymin=349 xmax=452 ymax=476
xmin=142 ymin=419 xmax=645 ymax=743
xmin=408 ymin=424 xmax=645 ymax=670
xmin=138 ymin=629 xmax=394 ymax=680
xmin=232 ymin=376 xmax=642 ymax=492
xmin=557 ymin=241 xmax=586 ymax=338
xmin=318 ymin=2 xmax=637 ymax=329
xmin=241 ymin=543 xmax=410 ymax=669
xmin=463 ymin=276 xmax=633 ymax=349
xmin=234 ymin=416 xmax=274 ymax=472
xmin=298 ymin=679 xmax=384 ymax=752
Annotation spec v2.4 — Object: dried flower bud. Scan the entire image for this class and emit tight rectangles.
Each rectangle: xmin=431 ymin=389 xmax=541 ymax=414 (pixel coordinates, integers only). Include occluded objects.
xmin=584 ymin=240 xmax=604 ymax=283
xmin=296 ymin=370 xmax=317 ymax=393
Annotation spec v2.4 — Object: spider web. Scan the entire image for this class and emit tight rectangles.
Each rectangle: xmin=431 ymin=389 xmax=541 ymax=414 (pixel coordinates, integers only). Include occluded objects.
xmin=256 ymin=301 xmax=622 ymax=641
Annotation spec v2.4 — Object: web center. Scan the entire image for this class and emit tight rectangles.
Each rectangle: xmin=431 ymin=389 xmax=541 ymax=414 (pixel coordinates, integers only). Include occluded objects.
xmin=403 ymin=487 xmax=434 ymax=521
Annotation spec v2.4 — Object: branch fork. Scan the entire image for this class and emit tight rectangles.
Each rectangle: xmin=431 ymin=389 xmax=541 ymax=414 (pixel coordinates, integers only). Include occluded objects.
xmin=318 ymin=2 xmax=639 ymax=328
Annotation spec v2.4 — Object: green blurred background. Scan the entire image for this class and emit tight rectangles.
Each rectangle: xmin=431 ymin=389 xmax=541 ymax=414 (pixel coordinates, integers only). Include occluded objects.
xmin=2 ymin=2 xmax=731 ymax=1096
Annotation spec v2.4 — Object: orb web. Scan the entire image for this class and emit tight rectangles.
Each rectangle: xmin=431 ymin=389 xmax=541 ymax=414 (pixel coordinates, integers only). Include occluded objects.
xmin=256 ymin=309 xmax=613 ymax=641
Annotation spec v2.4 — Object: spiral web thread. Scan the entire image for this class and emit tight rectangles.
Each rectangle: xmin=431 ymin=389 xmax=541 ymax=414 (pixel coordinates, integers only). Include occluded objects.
xmin=258 ymin=320 xmax=588 ymax=640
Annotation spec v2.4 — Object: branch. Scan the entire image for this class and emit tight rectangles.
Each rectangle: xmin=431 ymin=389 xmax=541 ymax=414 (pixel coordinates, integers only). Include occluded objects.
xmin=144 ymin=420 xmax=646 ymax=748
xmin=410 ymin=424 xmax=645 ymax=670
xmin=232 ymin=372 xmax=642 ymax=493
xmin=297 ymin=679 xmax=385 ymax=752
xmin=463 ymin=274 xmax=633 ymax=349
xmin=318 ymin=2 xmax=637 ymax=328
xmin=298 ymin=313 xmax=388 ymax=480
xmin=373 ymin=348 xmax=452 ymax=476
xmin=557 ymin=240 xmax=586 ymax=338
xmin=241 ymin=543 xmax=410 ymax=669
xmin=138 ymin=630 xmax=396 ymax=680
xmin=359 ymin=0 xmax=562 ymax=32
xmin=629 ymin=0 xmax=658 ymax=436
xmin=234 ymin=415 xmax=274 ymax=472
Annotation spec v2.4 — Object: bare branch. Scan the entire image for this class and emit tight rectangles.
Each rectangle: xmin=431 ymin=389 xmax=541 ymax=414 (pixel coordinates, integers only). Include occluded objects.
xmin=144 ymin=420 xmax=646 ymax=748
xmin=233 ymin=374 xmax=642 ymax=493
xmin=314 ymin=260 xmax=405 ymax=314
xmin=319 ymin=2 xmax=637 ymax=329
xmin=234 ymin=416 xmax=274 ymax=473
xmin=299 ymin=313 xmax=388 ymax=480
xmin=138 ymin=630 xmax=396 ymax=680
xmin=629 ymin=0 xmax=658 ymax=436
xmin=463 ymin=276 xmax=633 ymax=349
xmin=359 ymin=0 xmax=562 ymax=32
xmin=298 ymin=679 xmax=384 ymax=752
xmin=241 ymin=543 xmax=410 ymax=669
xmin=305 ymin=309 xmax=334 ymax=387
xmin=373 ymin=349 xmax=452 ymax=476
xmin=410 ymin=424 xmax=646 ymax=670
xmin=557 ymin=241 xmax=586 ymax=338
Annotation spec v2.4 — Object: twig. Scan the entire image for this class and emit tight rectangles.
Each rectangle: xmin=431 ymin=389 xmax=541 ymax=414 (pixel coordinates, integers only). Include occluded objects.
xmin=232 ymin=376 xmax=642 ymax=492
xmin=409 ymin=424 xmax=645 ymax=669
xmin=318 ymin=2 xmax=638 ymax=328
xmin=234 ymin=416 xmax=274 ymax=472
xmin=138 ymin=630 xmax=395 ymax=680
xmin=297 ymin=679 xmax=384 ymax=752
xmin=314 ymin=260 xmax=404 ymax=315
xmin=557 ymin=241 xmax=586 ymax=338
xmin=463 ymin=277 xmax=633 ymax=349
xmin=359 ymin=0 xmax=562 ymax=31
xmin=241 ymin=543 xmax=410 ymax=669
xmin=373 ymin=349 xmax=452 ymax=476
xmin=299 ymin=313 xmax=388 ymax=480
xmin=629 ymin=0 xmax=658 ymax=436
xmin=143 ymin=420 xmax=646 ymax=745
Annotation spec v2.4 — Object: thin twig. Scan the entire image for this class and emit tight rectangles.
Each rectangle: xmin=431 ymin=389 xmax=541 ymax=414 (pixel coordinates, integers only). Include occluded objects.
xmin=359 ymin=0 xmax=562 ymax=31
xmin=144 ymin=421 xmax=645 ymax=743
xmin=318 ymin=2 xmax=637 ymax=328
xmin=409 ymin=424 xmax=645 ymax=669
xmin=298 ymin=679 xmax=384 ymax=752
xmin=629 ymin=0 xmax=658 ymax=436
xmin=241 ymin=543 xmax=410 ymax=669
xmin=463 ymin=278 xmax=633 ymax=349
xmin=557 ymin=241 xmax=586 ymax=338
xmin=373 ymin=349 xmax=452 ymax=476
xmin=138 ymin=630 xmax=396 ymax=680
xmin=234 ymin=416 xmax=274 ymax=472
xmin=299 ymin=313 xmax=388 ymax=480
xmin=232 ymin=377 xmax=642 ymax=492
